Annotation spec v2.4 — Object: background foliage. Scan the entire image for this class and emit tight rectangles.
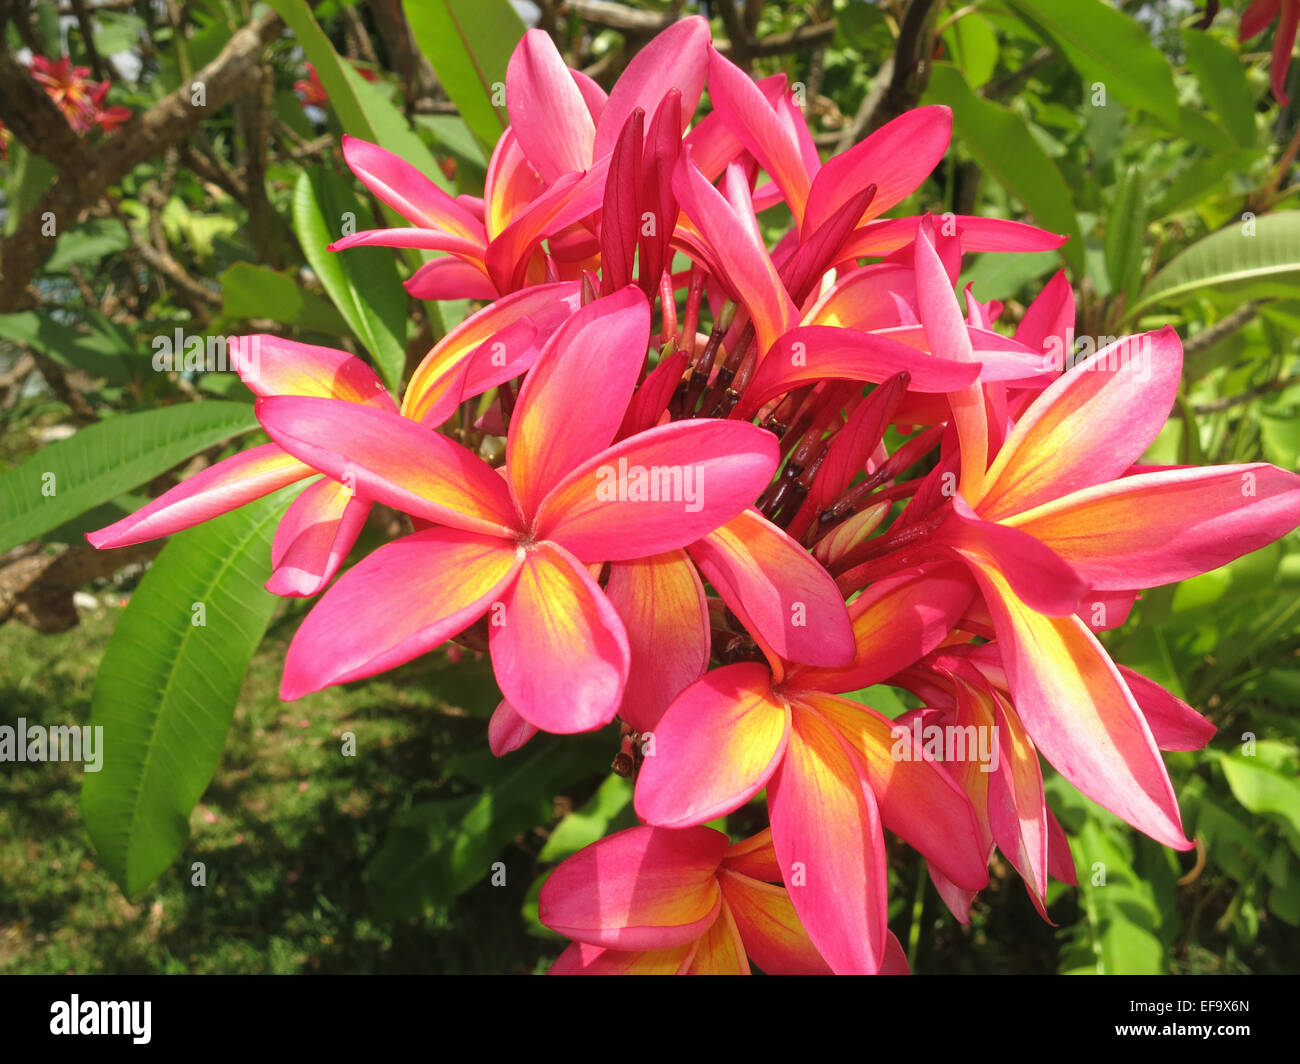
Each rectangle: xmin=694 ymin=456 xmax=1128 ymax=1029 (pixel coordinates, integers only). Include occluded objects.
xmin=1 ymin=0 xmax=1297 ymax=974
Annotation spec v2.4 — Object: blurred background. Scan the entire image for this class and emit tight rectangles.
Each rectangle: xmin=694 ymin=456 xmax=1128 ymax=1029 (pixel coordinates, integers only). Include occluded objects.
xmin=1 ymin=0 xmax=1298 ymax=974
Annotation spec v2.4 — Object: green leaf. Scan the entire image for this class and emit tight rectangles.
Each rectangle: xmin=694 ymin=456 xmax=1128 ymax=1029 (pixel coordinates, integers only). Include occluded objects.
xmin=941 ymin=12 xmax=998 ymax=90
xmin=266 ymin=0 xmax=451 ymax=193
xmin=1150 ymin=149 xmax=1261 ymax=219
xmin=1189 ymin=788 xmax=1271 ymax=882
xmin=538 ymin=774 xmax=633 ymax=862
xmin=1181 ymin=28 xmax=1257 ymax=148
xmin=92 ymin=11 xmax=146 ymax=55
xmin=926 ymin=65 xmax=1083 ymax=272
xmin=1053 ymin=803 xmax=1169 ymax=974
xmin=1132 ymin=212 xmax=1300 ymax=313
xmin=0 ymin=402 xmax=260 ymax=553
xmin=1261 ymin=410 xmax=1300 ymax=470
xmin=0 ymin=310 xmax=133 ymax=383
xmin=45 ymin=219 xmax=130 ymax=272
xmin=4 ymin=143 xmax=58 ymax=237
xmin=414 ymin=113 xmax=488 ymax=170
xmin=1004 ymin=0 xmax=1180 ymax=129
xmin=35 ymin=1 xmax=61 ymax=55
xmin=837 ymin=0 xmax=890 ymax=50
xmin=1214 ymin=746 xmax=1300 ymax=857
xmin=219 ymin=262 xmax=350 ymax=336
xmin=1105 ymin=165 xmax=1146 ymax=304
xmin=365 ymin=737 xmax=600 ymax=919
xmin=81 ymin=487 xmax=299 ymax=897
xmin=403 ymin=0 xmax=524 ymax=151
xmin=960 ymin=248 xmax=1061 ymax=302
xmin=1178 ymin=104 xmax=1235 ymax=153
xmin=293 ymin=167 xmax=408 ymax=393
xmin=160 ymin=197 xmax=238 ymax=261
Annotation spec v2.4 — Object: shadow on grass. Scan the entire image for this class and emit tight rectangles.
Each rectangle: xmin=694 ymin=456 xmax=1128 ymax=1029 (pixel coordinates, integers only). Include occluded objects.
xmin=0 ymin=614 xmax=559 ymax=974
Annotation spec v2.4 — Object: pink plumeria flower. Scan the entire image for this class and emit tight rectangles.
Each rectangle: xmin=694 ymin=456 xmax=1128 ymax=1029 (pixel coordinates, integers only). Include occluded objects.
xmin=540 ymin=824 xmax=911 ymax=974
xmin=254 ymin=288 xmax=779 ymax=732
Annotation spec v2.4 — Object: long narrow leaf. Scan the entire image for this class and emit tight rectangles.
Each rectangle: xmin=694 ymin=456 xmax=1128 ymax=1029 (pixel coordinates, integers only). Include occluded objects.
xmin=293 ymin=167 xmax=408 ymax=394
xmin=81 ymin=484 xmax=303 ymax=898
xmin=403 ymin=0 xmax=524 ymax=151
xmin=0 ymin=402 xmax=260 ymax=553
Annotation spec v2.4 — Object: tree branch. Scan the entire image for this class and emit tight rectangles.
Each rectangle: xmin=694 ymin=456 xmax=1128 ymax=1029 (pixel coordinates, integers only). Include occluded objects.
xmin=835 ymin=0 xmax=940 ymax=149
xmin=0 ymin=11 xmax=283 ymax=313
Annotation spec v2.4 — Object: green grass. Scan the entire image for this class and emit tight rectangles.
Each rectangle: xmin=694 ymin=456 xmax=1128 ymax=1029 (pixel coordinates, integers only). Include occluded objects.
xmin=0 ymin=601 xmax=564 ymax=974
xmin=2 ymin=589 xmax=1294 ymax=975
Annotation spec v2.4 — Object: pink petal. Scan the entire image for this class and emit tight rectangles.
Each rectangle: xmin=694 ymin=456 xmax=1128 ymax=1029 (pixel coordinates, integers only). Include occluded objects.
xmin=1118 ymin=667 xmax=1217 ymax=752
xmin=548 ymin=941 xmax=696 ymax=974
xmin=937 ymin=494 xmax=1089 ymax=617
xmin=484 ymin=129 xmax=546 ymax=240
xmin=768 ymin=705 xmax=890 ymax=974
xmin=684 ymin=901 xmax=750 ymax=974
xmin=1241 ymin=0 xmax=1282 ymax=39
xmin=786 ymin=563 xmax=975 ymax=696
xmin=1014 ymin=269 xmax=1075 ymax=354
xmin=402 ymin=281 xmax=582 ymax=425
xmin=227 ymin=335 xmax=394 ymax=406
xmin=280 ymin=526 xmax=521 ymax=700
xmin=804 ymin=263 xmax=917 ymax=331
xmin=340 ymin=135 xmax=486 ymax=245
xmin=688 ymin=508 xmax=854 ymax=668
xmin=488 ymin=699 xmax=539 ymax=756
xmin=1271 ymin=0 xmax=1297 ymax=104
xmin=599 ymin=109 xmax=644 ymax=293
xmin=634 ymin=663 xmax=791 ymax=828
xmin=706 ymin=50 xmax=811 ymax=221
xmin=795 ymin=692 xmax=989 ymax=892
xmin=975 ymin=327 xmax=1184 ymax=519
xmin=506 ymin=286 xmax=651 ymax=518
xmin=967 ymin=560 xmax=1192 ymax=850
xmin=717 ymin=871 xmax=832 ymax=974
xmin=604 ymin=552 xmax=710 ymax=734
xmin=403 ymin=257 xmax=497 ymax=301
xmin=987 ymin=694 xmax=1051 ymax=916
xmin=506 ymin=30 xmax=596 ymax=182
xmin=1004 ymin=464 xmax=1300 ymax=589
xmin=682 ymin=74 xmax=787 ymax=182
xmin=735 ymin=326 xmax=980 ymax=420
xmin=534 ymin=419 xmax=778 ymax=562
xmin=489 ymin=540 xmax=629 ymax=733
xmin=86 ymin=443 xmax=312 ymax=549
xmin=256 ymin=396 xmax=519 ymax=536
xmin=329 ymin=226 xmax=484 ymax=257
xmin=843 ymin=215 xmax=1067 ymax=257
xmin=266 ymin=477 xmax=371 ymax=597
xmin=619 ymin=350 xmax=687 ymax=437
xmin=914 ymin=218 xmax=987 ymax=494
xmin=804 ymin=106 xmax=952 ymax=233
xmin=484 ymin=160 xmax=610 ymax=292
xmin=593 ymin=15 xmax=709 ymax=159
xmin=538 ymin=824 xmax=726 ymax=950
xmin=672 ymin=152 xmax=797 ymax=356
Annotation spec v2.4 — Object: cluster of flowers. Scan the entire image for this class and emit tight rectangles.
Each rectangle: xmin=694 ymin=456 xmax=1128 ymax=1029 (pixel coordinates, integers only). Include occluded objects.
xmin=0 ymin=55 xmax=130 ymax=160
xmin=90 ymin=18 xmax=1300 ymax=973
